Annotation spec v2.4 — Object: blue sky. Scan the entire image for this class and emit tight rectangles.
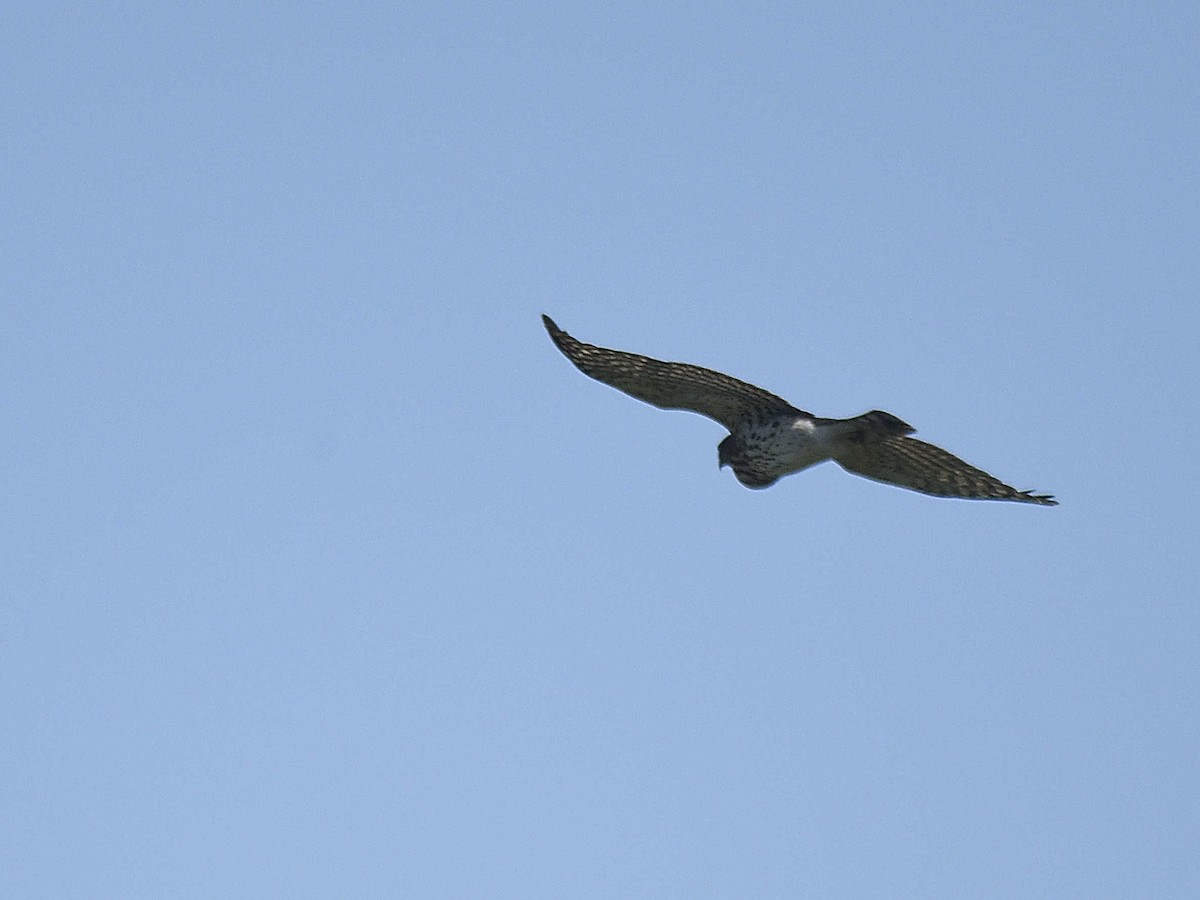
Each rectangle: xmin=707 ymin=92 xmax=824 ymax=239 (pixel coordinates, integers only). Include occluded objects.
xmin=4 ymin=2 xmax=1198 ymax=896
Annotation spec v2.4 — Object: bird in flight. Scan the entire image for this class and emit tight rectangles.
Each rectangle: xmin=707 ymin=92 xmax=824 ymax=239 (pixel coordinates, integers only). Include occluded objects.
xmin=542 ymin=315 xmax=1056 ymax=505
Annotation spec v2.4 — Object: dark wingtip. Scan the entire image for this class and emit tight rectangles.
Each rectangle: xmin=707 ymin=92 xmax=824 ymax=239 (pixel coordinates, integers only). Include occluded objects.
xmin=1021 ymin=491 xmax=1058 ymax=506
xmin=541 ymin=314 xmax=572 ymax=356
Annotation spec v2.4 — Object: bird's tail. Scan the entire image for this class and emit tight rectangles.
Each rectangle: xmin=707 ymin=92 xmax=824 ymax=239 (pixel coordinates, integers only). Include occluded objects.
xmin=845 ymin=410 xmax=916 ymax=438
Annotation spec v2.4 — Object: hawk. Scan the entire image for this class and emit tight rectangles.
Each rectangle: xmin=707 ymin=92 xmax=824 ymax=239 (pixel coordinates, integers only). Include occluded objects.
xmin=543 ymin=315 xmax=1056 ymax=505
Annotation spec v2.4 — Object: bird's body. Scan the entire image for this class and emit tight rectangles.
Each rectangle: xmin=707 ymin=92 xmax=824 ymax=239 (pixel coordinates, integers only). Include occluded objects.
xmin=718 ymin=410 xmax=914 ymax=489
xmin=725 ymin=415 xmax=833 ymax=487
xmin=542 ymin=315 xmax=1056 ymax=506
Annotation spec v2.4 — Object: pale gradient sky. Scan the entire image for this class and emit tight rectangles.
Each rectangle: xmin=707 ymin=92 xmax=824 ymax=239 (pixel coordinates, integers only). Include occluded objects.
xmin=4 ymin=2 xmax=1198 ymax=897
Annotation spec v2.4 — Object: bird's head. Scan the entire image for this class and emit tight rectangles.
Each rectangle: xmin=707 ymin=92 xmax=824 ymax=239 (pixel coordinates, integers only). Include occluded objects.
xmin=718 ymin=434 xmax=778 ymax=489
xmin=717 ymin=434 xmax=740 ymax=470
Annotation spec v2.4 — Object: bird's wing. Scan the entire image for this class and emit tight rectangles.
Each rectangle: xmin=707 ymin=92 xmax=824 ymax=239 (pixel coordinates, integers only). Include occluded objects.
xmin=834 ymin=436 xmax=1057 ymax=505
xmin=542 ymin=315 xmax=804 ymax=431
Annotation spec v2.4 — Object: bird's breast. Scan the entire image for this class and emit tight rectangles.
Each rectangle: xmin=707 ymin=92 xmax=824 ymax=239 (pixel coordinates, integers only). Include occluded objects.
xmin=739 ymin=417 xmax=834 ymax=476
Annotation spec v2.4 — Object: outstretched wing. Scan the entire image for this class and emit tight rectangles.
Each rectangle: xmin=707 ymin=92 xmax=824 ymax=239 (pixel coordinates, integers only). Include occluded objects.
xmin=834 ymin=436 xmax=1057 ymax=505
xmin=542 ymin=315 xmax=804 ymax=431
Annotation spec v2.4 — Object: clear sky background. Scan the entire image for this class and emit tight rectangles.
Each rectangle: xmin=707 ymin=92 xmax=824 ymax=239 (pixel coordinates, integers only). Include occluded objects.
xmin=4 ymin=2 xmax=1198 ymax=897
